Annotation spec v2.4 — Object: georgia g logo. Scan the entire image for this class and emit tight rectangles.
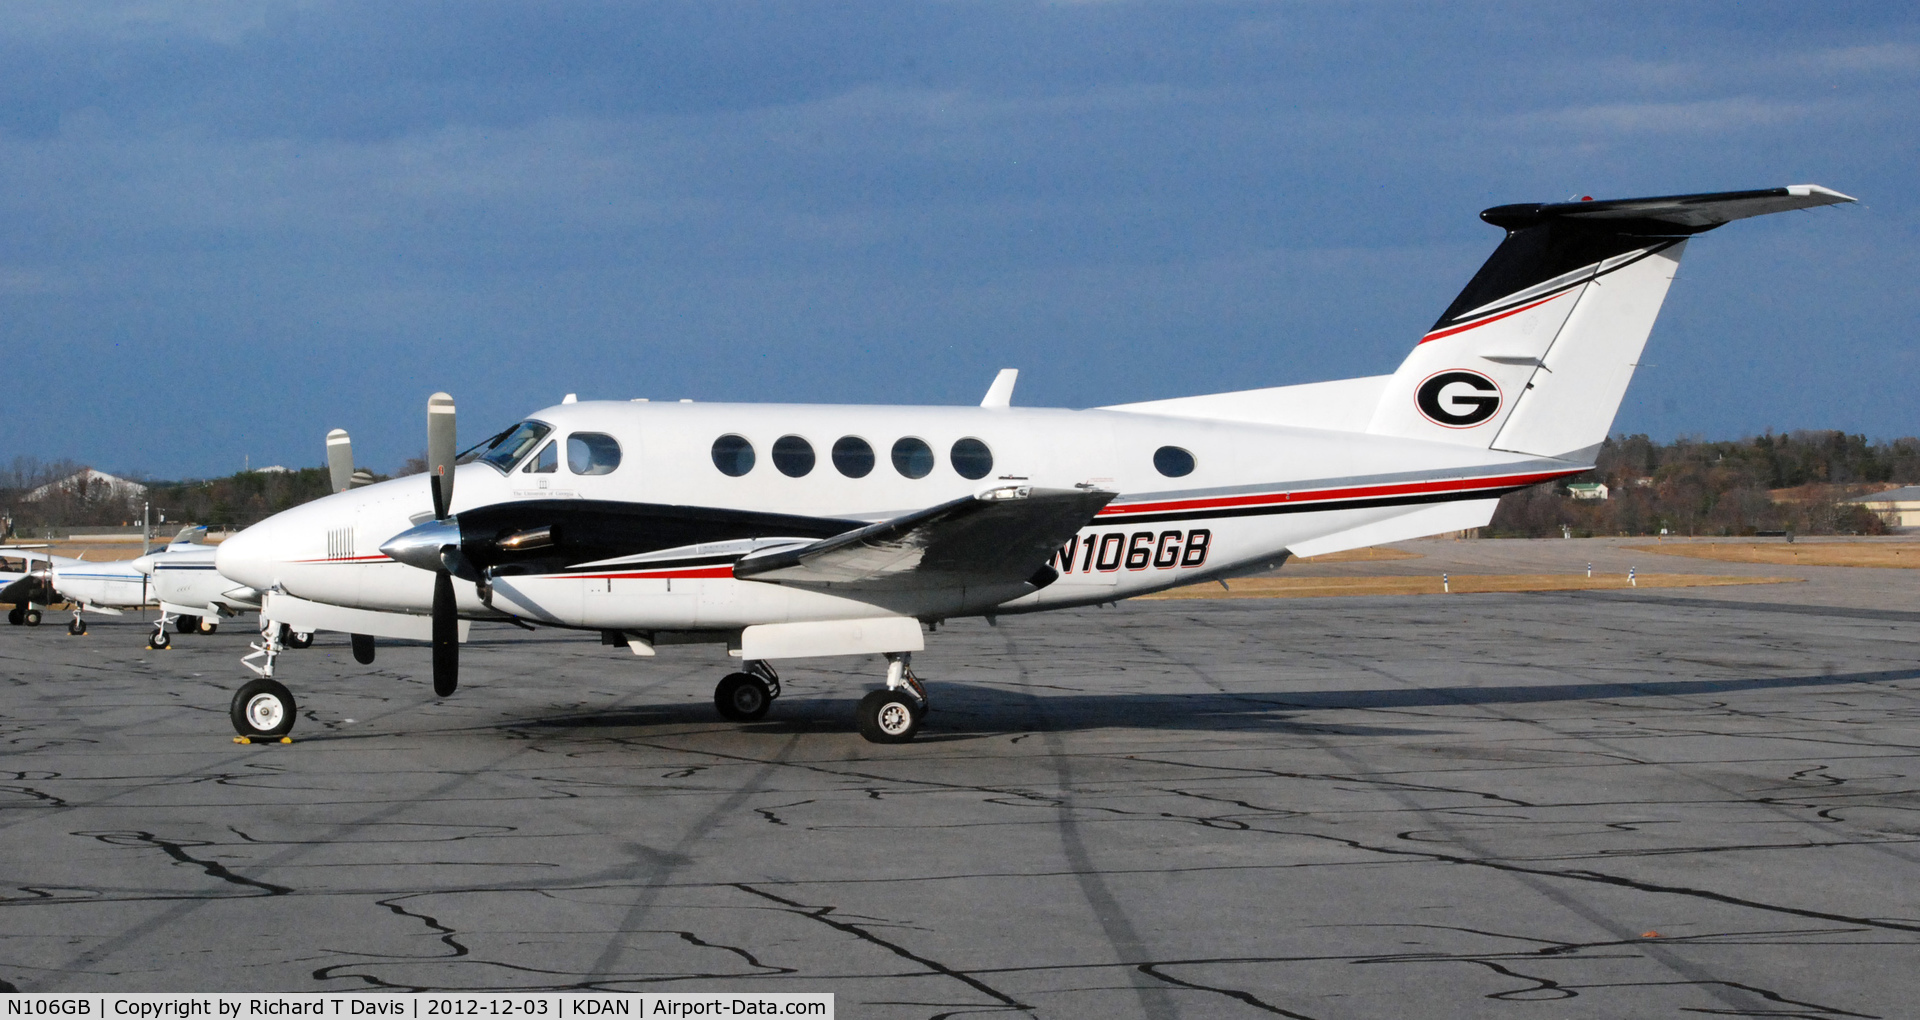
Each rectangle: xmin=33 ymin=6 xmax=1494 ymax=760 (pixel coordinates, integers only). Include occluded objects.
xmin=1415 ymin=369 xmax=1502 ymax=428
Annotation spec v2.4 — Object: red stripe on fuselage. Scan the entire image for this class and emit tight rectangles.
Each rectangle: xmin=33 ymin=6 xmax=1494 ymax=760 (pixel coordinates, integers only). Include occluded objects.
xmin=1098 ymin=468 xmax=1580 ymax=519
xmin=567 ymin=565 xmax=735 ymax=581
xmin=289 ymin=554 xmax=393 ymax=564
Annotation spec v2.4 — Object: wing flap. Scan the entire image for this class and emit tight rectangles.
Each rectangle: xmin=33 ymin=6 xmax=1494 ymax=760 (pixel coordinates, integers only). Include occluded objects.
xmin=734 ymin=486 xmax=1114 ymax=592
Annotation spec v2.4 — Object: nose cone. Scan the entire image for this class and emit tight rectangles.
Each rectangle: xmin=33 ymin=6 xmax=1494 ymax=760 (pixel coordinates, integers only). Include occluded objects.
xmin=380 ymin=517 xmax=462 ymax=572
xmin=130 ymin=553 xmax=156 ymax=575
xmin=215 ymin=521 xmax=279 ymax=590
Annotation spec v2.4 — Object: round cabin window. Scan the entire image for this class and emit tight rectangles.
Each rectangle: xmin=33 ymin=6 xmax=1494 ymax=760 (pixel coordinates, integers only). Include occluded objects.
xmin=772 ymin=435 xmax=816 ymax=477
xmin=951 ymin=438 xmax=993 ymax=480
xmin=832 ymin=436 xmax=875 ymax=478
xmin=892 ymin=437 xmax=934 ymax=479
xmin=711 ymin=434 xmax=755 ymax=476
xmin=1153 ymin=445 xmax=1195 ymax=477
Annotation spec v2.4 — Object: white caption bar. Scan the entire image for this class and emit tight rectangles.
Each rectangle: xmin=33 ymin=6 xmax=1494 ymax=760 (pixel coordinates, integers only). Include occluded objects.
xmin=1 ymin=995 xmax=831 ymax=1020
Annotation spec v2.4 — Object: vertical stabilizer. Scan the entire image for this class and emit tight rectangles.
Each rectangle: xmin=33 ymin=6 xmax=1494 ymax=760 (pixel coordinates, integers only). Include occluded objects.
xmin=1367 ymin=185 xmax=1852 ymax=459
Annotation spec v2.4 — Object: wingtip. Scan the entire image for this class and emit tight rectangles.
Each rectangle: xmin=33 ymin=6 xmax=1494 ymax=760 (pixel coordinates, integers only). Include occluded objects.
xmin=1786 ymin=184 xmax=1856 ymax=204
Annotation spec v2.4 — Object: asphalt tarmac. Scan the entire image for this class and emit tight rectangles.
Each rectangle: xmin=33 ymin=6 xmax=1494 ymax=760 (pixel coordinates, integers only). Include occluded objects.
xmin=4 ymin=543 xmax=1919 ymax=1018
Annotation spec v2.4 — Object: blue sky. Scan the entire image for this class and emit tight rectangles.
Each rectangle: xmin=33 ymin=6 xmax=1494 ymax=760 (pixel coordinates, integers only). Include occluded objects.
xmin=3 ymin=1 xmax=1914 ymax=478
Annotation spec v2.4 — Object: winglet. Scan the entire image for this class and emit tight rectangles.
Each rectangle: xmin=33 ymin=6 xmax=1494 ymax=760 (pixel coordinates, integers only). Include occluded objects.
xmin=980 ymin=369 xmax=1018 ymax=409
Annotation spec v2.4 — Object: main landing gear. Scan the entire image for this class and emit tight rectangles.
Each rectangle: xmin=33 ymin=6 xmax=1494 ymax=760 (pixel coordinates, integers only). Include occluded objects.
xmin=9 ymin=605 xmax=42 ymax=626
xmin=856 ymin=652 xmax=927 ymax=744
xmin=714 ymin=660 xmax=781 ymax=721
xmin=708 ymin=653 xmax=931 ymax=742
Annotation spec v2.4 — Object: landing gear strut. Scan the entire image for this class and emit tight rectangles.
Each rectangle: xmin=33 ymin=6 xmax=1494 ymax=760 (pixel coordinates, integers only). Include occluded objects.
xmin=856 ymin=652 xmax=926 ymax=744
xmin=149 ymin=611 xmax=174 ymax=650
xmin=235 ymin=617 xmax=296 ymax=739
xmin=66 ymin=607 xmax=87 ymax=636
xmin=714 ymin=660 xmax=780 ymax=721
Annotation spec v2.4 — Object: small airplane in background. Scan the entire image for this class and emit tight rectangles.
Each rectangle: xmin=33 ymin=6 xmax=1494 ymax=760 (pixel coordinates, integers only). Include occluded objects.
xmin=213 ymin=185 xmax=1855 ymax=744
xmin=0 ymin=545 xmax=155 ymax=635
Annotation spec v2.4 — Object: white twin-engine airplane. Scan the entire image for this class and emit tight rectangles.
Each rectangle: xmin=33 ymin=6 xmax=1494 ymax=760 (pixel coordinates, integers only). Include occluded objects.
xmin=214 ymin=185 xmax=1853 ymax=743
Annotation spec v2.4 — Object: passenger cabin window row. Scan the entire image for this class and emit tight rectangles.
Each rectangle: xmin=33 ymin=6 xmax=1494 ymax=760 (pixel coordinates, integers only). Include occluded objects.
xmin=711 ymin=434 xmax=995 ymax=480
xmin=709 ymin=436 xmax=1202 ymax=480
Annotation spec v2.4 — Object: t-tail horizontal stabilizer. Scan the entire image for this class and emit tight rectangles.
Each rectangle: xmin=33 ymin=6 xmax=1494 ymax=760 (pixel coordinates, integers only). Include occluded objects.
xmin=1367 ymin=184 xmax=1854 ymax=459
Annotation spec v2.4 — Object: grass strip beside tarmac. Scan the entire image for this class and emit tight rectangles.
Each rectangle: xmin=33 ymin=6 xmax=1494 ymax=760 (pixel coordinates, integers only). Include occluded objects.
xmin=1629 ymin=542 xmax=1920 ymax=569
xmin=1143 ymin=573 xmax=1799 ymax=600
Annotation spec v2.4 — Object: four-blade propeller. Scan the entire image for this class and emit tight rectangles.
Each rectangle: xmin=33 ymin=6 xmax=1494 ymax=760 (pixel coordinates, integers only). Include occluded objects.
xmin=424 ymin=392 xmax=460 ymax=697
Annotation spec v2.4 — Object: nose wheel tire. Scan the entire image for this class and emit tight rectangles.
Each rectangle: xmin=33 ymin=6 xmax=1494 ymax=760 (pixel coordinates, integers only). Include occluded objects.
xmin=230 ymin=678 xmax=297 ymax=738
xmin=714 ymin=672 xmax=774 ymax=721
xmin=148 ymin=631 xmax=170 ymax=650
xmin=67 ymin=618 xmax=86 ymax=636
xmin=856 ymin=689 xmax=924 ymax=743
xmin=23 ymin=609 xmax=41 ymax=627
xmin=198 ymin=618 xmax=218 ymax=634
xmin=285 ymin=630 xmax=314 ymax=650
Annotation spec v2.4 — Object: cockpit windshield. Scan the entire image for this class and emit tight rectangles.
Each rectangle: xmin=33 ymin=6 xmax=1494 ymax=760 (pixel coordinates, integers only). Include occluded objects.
xmin=470 ymin=421 xmax=553 ymax=473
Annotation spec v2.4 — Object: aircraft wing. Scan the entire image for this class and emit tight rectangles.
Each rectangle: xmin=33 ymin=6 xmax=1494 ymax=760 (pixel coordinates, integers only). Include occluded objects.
xmin=733 ymin=486 xmax=1114 ymax=592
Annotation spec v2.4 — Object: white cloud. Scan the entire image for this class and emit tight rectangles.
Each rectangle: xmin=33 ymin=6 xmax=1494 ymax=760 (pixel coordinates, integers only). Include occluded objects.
xmin=1505 ymin=95 xmax=1835 ymax=136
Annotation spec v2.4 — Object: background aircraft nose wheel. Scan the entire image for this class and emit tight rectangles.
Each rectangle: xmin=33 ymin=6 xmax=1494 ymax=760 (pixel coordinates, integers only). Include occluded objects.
xmin=856 ymin=689 xmax=923 ymax=743
xmin=230 ymin=678 xmax=297 ymax=738
xmin=23 ymin=609 xmax=40 ymax=627
xmin=175 ymin=615 xmax=199 ymax=636
xmin=714 ymin=672 xmax=774 ymax=721
xmin=197 ymin=617 xmax=218 ymax=634
xmin=6 ymin=606 xmax=21 ymax=625
xmin=67 ymin=617 xmax=86 ymax=636
xmin=285 ymin=629 xmax=314 ymax=649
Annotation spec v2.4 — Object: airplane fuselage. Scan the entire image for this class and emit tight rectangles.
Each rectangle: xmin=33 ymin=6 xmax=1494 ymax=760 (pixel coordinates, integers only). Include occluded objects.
xmin=217 ymin=400 xmax=1582 ymax=632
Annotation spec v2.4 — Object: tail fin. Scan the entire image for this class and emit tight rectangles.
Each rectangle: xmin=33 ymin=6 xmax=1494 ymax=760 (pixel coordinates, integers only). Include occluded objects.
xmin=1367 ymin=185 xmax=1853 ymax=459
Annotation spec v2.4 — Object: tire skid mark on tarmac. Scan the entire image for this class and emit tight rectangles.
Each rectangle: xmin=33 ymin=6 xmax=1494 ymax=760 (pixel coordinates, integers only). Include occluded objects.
xmin=732 ymin=883 xmax=1034 ymax=1016
xmin=1001 ymin=629 xmax=1180 ymax=1020
xmin=1171 ymin=607 xmax=1911 ymax=1015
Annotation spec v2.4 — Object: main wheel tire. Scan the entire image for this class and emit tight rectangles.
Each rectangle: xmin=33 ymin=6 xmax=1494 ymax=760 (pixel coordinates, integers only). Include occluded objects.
xmin=286 ymin=630 xmax=313 ymax=649
xmin=856 ymin=689 xmax=923 ymax=744
xmin=714 ymin=672 xmax=773 ymax=721
xmin=175 ymin=615 xmax=200 ymax=636
xmin=7 ymin=606 xmax=21 ymax=625
xmin=230 ymin=678 xmax=296 ymax=737
xmin=350 ymin=633 xmax=376 ymax=664
xmin=67 ymin=618 xmax=86 ymax=636
xmin=23 ymin=609 xmax=41 ymax=627
xmin=198 ymin=618 xmax=218 ymax=634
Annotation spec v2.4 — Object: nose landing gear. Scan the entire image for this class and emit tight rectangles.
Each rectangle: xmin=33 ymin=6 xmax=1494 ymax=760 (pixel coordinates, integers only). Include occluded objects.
xmin=233 ymin=617 xmax=296 ymax=740
xmin=150 ymin=611 xmax=181 ymax=650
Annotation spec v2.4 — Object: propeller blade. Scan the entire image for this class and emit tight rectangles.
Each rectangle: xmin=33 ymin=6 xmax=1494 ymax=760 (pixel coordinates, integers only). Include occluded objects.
xmin=431 ymin=569 xmax=458 ymax=696
xmin=427 ymin=392 xmax=456 ymax=517
xmin=326 ymin=429 xmax=355 ymax=493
